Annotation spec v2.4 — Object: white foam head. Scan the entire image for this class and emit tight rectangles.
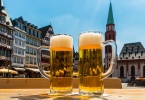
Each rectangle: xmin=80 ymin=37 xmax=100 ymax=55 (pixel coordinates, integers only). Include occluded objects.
xmin=79 ymin=31 xmax=102 ymax=47
xmin=50 ymin=34 xmax=73 ymax=49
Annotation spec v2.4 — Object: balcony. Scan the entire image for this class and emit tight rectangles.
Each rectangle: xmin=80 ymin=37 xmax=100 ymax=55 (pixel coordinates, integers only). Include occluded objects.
xmin=7 ymin=45 xmax=12 ymax=50
xmin=0 ymin=56 xmax=10 ymax=61
xmin=0 ymin=42 xmax=12 ymax=50
xmin=42 ymin=54 xmax=50 ymax=58
xmin=0 ymin=31 xmax=13 ymax=39
xmin=0 ymin=42 xmax=7 ymax=48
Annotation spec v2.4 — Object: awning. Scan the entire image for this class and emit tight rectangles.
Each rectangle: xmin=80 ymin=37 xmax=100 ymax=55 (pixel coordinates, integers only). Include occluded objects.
xmin=26 ymin=68 xmax=50 ymax=73
xmin=24 ymin=64 xmax=37 ymax=68
xmin=13 ymin=67 xmax=26 ymax=71
xmin=0 ymin=69 xmax=18 ymax=74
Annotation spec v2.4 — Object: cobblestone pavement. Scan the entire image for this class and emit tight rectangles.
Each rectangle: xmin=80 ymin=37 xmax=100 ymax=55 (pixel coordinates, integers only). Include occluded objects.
xmin=122 ymin=83 xmax=145 ymax=89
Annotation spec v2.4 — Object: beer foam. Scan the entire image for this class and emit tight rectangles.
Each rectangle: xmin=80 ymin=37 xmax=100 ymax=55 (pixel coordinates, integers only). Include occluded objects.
xmin=50 ymin=34 xmax=73 ymax=49
xmin=79 ymin=32 xmax=102 ymax=47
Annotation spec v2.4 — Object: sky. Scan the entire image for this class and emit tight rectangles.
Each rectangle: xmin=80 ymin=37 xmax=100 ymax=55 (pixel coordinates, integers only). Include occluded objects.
xmin=3 ymin=0 xmax=145 ymax=55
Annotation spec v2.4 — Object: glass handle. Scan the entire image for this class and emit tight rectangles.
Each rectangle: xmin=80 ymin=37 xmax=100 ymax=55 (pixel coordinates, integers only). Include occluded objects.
xmin=102 ymin=40 xmax=117 ymax=80
xmin=37 ymin=46 xmax=50 ymax=79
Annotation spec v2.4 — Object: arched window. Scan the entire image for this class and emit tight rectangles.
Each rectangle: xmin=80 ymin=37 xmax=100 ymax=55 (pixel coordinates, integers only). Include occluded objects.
xmin=120 ymin=66 xmax=124 ymax=78
xmin=131 ymin=66 xmax=135 ymax=76
xmin=143 ymin=66 xmax=145 ymax=77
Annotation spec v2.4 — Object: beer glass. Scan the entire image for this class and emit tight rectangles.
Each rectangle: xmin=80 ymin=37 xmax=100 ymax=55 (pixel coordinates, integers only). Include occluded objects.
xmin=37 ymin=34 xmax=73 ymax=95
xmin=79 ymin=31 xmax=117 ymax=96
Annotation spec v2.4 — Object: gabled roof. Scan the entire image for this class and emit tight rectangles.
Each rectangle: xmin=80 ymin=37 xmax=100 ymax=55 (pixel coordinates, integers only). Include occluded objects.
xmin=0 ymin=0 xmax=13 ymax=26
xmin=107 ymin=2 xmax=114 ymax=25
xmin=12 ymin=16 xmax=25 ymax=26
xmin=119 ymin=42 xmax=145 ymax=57
xmin=39 ymin=25 xmax=54 ymax=38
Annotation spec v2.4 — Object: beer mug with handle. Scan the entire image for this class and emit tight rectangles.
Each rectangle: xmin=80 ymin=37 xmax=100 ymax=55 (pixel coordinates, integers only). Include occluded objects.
xmin=37 ymin=34 xmax=73 ymax=95
xmin=79 ymin=31 xmax=117 ymax=96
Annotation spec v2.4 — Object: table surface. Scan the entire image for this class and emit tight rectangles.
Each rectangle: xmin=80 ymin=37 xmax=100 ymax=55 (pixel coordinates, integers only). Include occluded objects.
xmin=0 ymin=89 xmax=145 ymax=100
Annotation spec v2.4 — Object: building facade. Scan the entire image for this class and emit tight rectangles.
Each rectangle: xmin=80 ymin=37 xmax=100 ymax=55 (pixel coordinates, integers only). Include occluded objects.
xmin=117 ymin=42 xmax=145 ymax=82
xmin=12 ymin=17 xmax=26 ymax=69
xmin=24 ymin=20 xmax=41 ymax=69
xmin=0 ymin=0 xmax=13 ymax=73
xmin=39 ymin=25 xmax=54 ymax=70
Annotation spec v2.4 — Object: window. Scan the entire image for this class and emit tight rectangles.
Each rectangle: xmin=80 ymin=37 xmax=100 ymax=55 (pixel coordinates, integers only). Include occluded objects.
xmin=30 ymin=57 xmax=33 ymax=64
xmin=21 ymin=58 xmax=23 ymax=64
xmin=141 ymin=51 xmax=143 ymax=56
xmin=17 ymin=58 xmax=20 ymax=63
xmin=38 ymin=32 xmax=41 ymax=38
xmin=1 ymin=49 xmax=5 ymax=56
xmin=34 ymin=57 xmax=36 ymax=64
xmin=20 ymin=24 xmax=23 ymax=30
xmin=29 ymin=47 xmax=33 ymax=54
xmin=15 ymin=39 xmax=18 ymax=44
xmin=34 ymin=31 xmax=37 ymax=37
xmin=29 ymin=39 xmax=32 ymax=45
xmin=22 ymin=42 xmax=25 ymax=47
xmin=19 ymin=33 xmax=22 ymax=38
xmin=1 ymin=16 xmax=5 ymax=21
xmin=26 ymin=38 xmax=29 ymax=43
xmin=26 ymin=56 xmax=29 ymax=61
xmin=19 ymin=40 xmax=21 ymax=46
xmin=18 ymin=48 xmax=21 ymax=54
xmin=26 ymin=46 xmax=29 ymax=53
xmin=21 ymin=34 xmax=25 ymax=39
xmin=37 ymin=42 xmax=40 ymax=47
xmin=14 ymin=48 xmax=17 ymax=53
xmin=22 ymin=50 xmax=24 ymax=55
xmin=6 ymin=50 xmax=11 ymax=57
xmin=34 ymin=40 xmax=37 ymax=46
xmin=33 ymin=48 xmax=37 ymax=55
xmin=30 ymin=29 xmax=33 ymax=35
xmin=13 ymin=57 xmax=16 ymax=63
xmin=15 ymin=31 xmax=18 ymax=36
xmin=2 ymin=38 xmax=6 ymax=44
xmin=26 ymin=27 xmax=29 ymax=33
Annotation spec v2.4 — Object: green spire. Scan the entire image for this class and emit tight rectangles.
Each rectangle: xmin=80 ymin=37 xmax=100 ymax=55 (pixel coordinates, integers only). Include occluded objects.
xmin=107 ymin=2 xmax=114 ymax=24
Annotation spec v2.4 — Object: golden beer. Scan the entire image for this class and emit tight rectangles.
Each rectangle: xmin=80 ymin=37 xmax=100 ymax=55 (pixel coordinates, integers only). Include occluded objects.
xmin=37 ymin=34 xmax=73 ymax=95
xmin=50 ymin=48 xmax=73 ymax=93
xmin=79 ymin=45 xmax=104 ymax=95
xmin=79 ymin=31 xmax=117 ymax=96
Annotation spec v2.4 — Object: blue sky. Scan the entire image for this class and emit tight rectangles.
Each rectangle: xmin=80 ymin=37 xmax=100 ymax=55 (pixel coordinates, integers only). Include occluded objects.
xmin=4 ymin=0 xmax=145 ymax=55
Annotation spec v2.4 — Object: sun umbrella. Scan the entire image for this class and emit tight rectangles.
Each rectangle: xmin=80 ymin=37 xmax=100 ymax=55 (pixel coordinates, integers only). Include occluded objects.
xmin=0 ymin=69 xmax=18 ymax=74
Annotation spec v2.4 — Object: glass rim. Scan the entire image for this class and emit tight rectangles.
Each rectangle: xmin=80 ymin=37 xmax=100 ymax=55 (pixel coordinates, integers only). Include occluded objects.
xmin=51 ymin=34 xmax=72 ymax=37
xmin=79 ymin=30 xmax=103 ymax=36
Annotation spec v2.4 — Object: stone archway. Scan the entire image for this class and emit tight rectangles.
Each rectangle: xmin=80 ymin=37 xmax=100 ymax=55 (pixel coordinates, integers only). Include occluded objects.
xmin=143 ymin=66 xmax=145 ymax=77
xmin=120 ymin=66 xmax=124 ymax=78
xmin=131 ymin=66 xmax=135 ymax=76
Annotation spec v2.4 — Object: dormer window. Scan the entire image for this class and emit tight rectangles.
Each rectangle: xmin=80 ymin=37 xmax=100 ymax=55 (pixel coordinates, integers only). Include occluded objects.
xmin=137 ymin=46 xmax=140 ymax=52
xmin=126 ymin=46 xmax=128 ymax=53
xmin=141 ymin=51 xmax=143 ymax=56
xmin=0 ymin=16 xmax=5 ymax=21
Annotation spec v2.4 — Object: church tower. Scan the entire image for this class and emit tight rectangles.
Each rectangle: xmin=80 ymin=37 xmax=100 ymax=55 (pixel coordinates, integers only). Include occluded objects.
xmin=105 ymin=2 xmax=116 ymax=72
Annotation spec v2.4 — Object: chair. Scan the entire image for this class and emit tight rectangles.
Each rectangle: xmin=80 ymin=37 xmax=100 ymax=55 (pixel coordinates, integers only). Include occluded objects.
xmin=103 ymin=78 xmax=122 ymax=89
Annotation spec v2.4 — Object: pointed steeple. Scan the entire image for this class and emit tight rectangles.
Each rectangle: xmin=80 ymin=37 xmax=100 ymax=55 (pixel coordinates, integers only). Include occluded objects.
xmin=107 ymin=2 xmax=114 ymax=24
xmin=0 ymin=0 xmax=4 ymax=7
